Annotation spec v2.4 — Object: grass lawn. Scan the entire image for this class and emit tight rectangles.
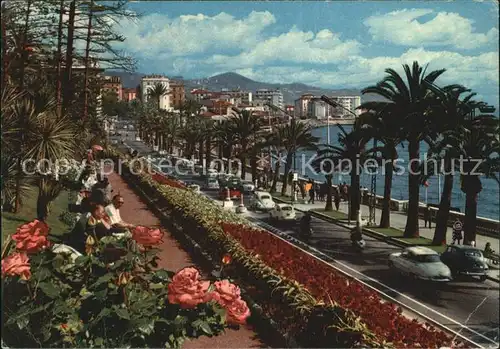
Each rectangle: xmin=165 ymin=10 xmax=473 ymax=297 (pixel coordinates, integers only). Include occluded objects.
xmin=370 ymin=227 xmax=447 ymax=253
xmin=2 ymin=187 xmax=72 ymax=248
xmin=312 ymin=209 xmax=348 ymax=220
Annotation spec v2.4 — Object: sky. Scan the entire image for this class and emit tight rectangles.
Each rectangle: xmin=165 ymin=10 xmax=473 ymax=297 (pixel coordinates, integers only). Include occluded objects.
xmin=114 ymin=0 xmax=499 ymax=107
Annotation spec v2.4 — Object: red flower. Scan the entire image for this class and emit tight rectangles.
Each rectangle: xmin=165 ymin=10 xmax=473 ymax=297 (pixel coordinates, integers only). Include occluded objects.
xmin=221 ymin=254 xmax=232 ymax=265
xmin=11 ymin=219 xmax=51 ymax=253
xmin=167 ymin=267 xmax=209 ymax=308
xmin=132 ymin=226 xmax=163 ymax=246
xmin=2 ymin=252 xmax=31 ymax=280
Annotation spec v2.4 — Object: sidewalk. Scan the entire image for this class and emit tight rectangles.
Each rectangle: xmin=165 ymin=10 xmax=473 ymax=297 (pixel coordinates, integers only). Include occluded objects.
xmin=107 ymin=171 xmax=266 ymax=348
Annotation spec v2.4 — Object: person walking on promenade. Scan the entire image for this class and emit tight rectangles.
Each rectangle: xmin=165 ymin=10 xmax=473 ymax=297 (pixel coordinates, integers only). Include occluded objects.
xmin=308 ymin=180 xmax=315 ymax=204
xmin=424 ymin=205 xmax=431 ymax=228
xmin=334 ymin=187 xmax=341 ymax=211
xmin=315 ymin=183 xmax=321 ymax=201
xmin=452 ymin=220 xmax=463 ymax=245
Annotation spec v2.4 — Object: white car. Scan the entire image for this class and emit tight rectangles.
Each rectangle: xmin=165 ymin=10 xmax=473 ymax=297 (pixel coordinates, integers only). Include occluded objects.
xmin=206 ymin=178 xmax=220 ymax=190
xmin=207 ymin=168 xmax=218 ymax=178
xmin=250 ymin=191 xmax=275 ymax=211
xmin=269 ymin=203 xmax=296 ymax=220
xmin=242 ymin=181 xmax=255 ymax=192
xmin=388 ymin=246 xmax=452 ymax=282
xmin=188 ymin=184 xmax=201 ymax=193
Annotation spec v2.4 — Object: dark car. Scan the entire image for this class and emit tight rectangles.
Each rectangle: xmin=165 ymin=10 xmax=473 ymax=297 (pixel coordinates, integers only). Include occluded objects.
xmin=440 ymin=245 xmax=489 ymax=281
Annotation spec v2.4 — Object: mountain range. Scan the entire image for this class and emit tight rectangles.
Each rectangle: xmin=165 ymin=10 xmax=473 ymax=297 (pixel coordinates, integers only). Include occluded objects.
xmin=105 ymin=71 xmax=383 ymax=104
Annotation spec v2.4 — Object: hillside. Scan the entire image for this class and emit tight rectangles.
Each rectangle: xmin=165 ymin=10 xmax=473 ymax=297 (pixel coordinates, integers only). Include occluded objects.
xmin=104 ymin=70 xmax=384 ymax=104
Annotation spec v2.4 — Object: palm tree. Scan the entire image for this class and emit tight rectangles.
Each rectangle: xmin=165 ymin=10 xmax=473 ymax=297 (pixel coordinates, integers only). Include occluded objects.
xmin=230 ymin=110 xmax=262 ymax=180
xmin=423 ymin=83 xmax=484 ymax=244
xmin=214 ymin=120 xmax=236 ymax=162
xmin=313 ymin=121 xmax=368 ymax=219
xmin=362 ymin=61 xmax=446 ymax=237
xmin=266 ymin=125 xmax=287 ymax=193
xmin=445 ymin=116 xmax=499 ymax=244
xmin=278 ymin=120 xmax=319 ymax=197
xmin=357 ymin=104 xmax=404 ymax=228
xmin=147 ymin=82 xmax=168 ymax=110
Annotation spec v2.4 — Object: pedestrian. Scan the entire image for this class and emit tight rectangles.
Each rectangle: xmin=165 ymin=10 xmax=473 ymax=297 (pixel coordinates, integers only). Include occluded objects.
xmin=308 ymin=181 xmax=315 ymax=204
xmin=424 ymin=205 xmax=431 ymax=228
xmin=334 ymin=188 xmax=341 ymax=211
xmin=452 ymin=220 xmax=463 ymax=245
xmin=315 ymin=183 xmax=321 ymax=201
xmin=342 ymin=183 xmax=348 ymax=201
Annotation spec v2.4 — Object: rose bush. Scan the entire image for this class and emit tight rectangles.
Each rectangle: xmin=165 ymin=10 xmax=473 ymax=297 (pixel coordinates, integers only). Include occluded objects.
xmin=1 ymin=220 xmax=247 ymax=348
xmin=11 ymin=219 xmax=51 ymax=253
xmin=132 ymin=226 xmax=164 ymax=246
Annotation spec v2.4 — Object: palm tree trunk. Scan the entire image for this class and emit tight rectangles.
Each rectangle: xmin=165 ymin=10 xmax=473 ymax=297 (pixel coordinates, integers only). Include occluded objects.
xmin=251 ymin=155 xmax=257 ymax=182
xmin=270 ymin=155 xmax=281 ymax=193
xmin=325 ymin=174 xmax=333 ymax=211
xmin=14 ymin=0 xmax=32 ymax=213
xmin=55 ymin=0 xmax=64 ymax=115
xmin=205 ymin=136 xmax=211 ymax=168
xmin=281 ymin=155 xmax=292 ymax=196
xmin=432 ymin=168 xmax=453 ymax=245
xmin=198 ymin=140 xmax=204 ymax=162
xmin=62 ymin=0 xmax=76 ymax=114
xmin=82 ymin=0 xmax=94 ymax=121
xmin=380 ymin=159 xmax=393 ymax=228
xmin=349 ymin=170 xmax=360 ymax=220
xmin=462 ymin=175 xmax=482 ymax=244
xmin=404 ymin=139 xmax=420 ymax=237
xmin=1 ymin=6 xmax=8 ymax=87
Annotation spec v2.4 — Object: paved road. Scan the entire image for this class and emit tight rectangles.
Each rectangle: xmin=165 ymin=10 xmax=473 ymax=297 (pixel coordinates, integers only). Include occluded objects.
xmin=111 ymin=130 xmax=500 ymax=348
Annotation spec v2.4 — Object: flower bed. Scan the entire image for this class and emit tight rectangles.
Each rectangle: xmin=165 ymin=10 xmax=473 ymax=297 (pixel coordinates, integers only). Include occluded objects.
xmin=151 ymin=173 xmax=186 ymax=189
xmin=1 ymin=218 xmax=249 ymax=348
xmin=120 ymin=164 xmax=382 ymax=347
xmin=222 ymin=223 xmax=456 ymax=348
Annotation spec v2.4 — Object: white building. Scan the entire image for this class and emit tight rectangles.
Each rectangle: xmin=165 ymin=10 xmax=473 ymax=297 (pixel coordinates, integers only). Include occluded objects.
xmin=141 ymin=75 xmax=172 ymax=111
xmin=223 ymin=89 xmax=253 ymax=105
xmin=308 ymin=99 xmax=332 ymax=119
xmin=330 ymin=95 xmax=361 ymax=117
xmin=255 ymin=89 xmax=283 ymax=109
xmin=294 ymin=94 xmax=314 ymax=118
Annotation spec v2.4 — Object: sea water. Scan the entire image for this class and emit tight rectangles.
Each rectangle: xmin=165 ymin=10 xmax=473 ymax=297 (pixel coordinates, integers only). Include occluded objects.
xmin=289 ymin=125 xmax=500 ymax=221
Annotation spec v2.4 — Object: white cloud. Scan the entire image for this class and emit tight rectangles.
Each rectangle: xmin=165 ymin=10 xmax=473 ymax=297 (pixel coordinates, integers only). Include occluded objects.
xmin=114 ymin=11 xmax=275 ymax=57
xmin=364 ymin=9 xmax=499 ymax=49
xmin=206 ymin=28 xmax=362 ymax=68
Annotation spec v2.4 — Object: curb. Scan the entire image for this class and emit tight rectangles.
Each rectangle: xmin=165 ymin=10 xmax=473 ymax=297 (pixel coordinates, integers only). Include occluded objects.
xmin=273 ymin=196 xmax=500 ymax=284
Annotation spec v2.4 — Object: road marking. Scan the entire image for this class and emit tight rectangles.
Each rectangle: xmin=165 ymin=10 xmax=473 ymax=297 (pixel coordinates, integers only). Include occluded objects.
xmin=246 ymin=216 xmax=498 ymax=348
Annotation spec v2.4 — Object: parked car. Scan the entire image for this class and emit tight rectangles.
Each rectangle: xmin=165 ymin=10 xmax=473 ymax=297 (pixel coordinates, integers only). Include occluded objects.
xmin=207 ymin=168 xmax=218 ymax=178
xmin=250 ymin=191 xmax=275 ymax=211
xmin=269 ymin=203 xmax=296 ymax=220
xmin=440 ymin=245 xmax=489 ymax=281
xmin=206 ymin=178 xmax=220 ymax=190
xmin=388 ymin=246 xmax=452 ymax=282
xmin=188 ymin=184 xmax=201 ymax=193
xmin=242 ymin=180 xmax=255 ymax=192
xmin=219 ymin=186 xmax=241 ymax=200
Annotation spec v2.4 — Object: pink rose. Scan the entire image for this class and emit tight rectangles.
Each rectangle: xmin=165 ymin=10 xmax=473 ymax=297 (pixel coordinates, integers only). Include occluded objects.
xmin=167 ymin=267 xmax=210 ymax=308
xmin=12 ymin=219 xmax=51 ymax=253
xmin=132 ymin=226 xmax=163 ymax=246
xmin=213 ymin=280 xmax=241 ymax=305
xmin=2 ymin=252 xmax=31 ymax=280
xmin=225 ymin=298 xmax=251 ymax=325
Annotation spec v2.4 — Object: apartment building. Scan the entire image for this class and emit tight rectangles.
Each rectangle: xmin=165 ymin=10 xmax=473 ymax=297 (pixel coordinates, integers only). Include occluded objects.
xmin=255 ymin=89 xmax=283 ymax=109
xmin=141 ymin=75 xmax=172 ymax=111
xmin=170 ymin=81 xmax=186 ymax=109
xmin=221 ymin=89 xmax=253 ymax=105
xmin=122 ymin=88 xmax=137 ymax=102
xmin=102 ymin=76 xmax=123 ymax=100
xmin=330 ymin=95 xmax=361 ymax=117
xmin=294 ymin=94 xmax=314 ymax=118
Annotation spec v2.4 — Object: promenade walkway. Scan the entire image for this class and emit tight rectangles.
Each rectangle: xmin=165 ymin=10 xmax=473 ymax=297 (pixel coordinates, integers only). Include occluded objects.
xmin=107 ymin=170 xmax=267 ymax=348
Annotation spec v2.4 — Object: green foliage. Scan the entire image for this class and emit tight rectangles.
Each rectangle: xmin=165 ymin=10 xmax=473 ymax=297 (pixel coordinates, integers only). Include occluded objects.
xmin=2 ymin=236 xmax=228 ymax=348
